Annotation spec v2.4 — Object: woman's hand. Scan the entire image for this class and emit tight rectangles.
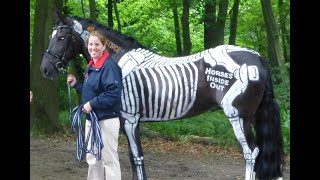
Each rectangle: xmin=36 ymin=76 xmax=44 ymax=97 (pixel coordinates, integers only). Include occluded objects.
xmin=82 ymin=101 xmax=92 ymax=114
xmin=67 ymin=74 xmax=77 ymax=87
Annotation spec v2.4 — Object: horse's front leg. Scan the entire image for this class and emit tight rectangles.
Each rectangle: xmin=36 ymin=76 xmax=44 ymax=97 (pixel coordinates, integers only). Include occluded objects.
xmin=121 ymin=112 xmax=147 ymax=180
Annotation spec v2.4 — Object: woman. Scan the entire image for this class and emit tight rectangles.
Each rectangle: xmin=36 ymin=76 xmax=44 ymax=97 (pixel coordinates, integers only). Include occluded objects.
xmin=67 ymin=30 xmax=122 ymax=180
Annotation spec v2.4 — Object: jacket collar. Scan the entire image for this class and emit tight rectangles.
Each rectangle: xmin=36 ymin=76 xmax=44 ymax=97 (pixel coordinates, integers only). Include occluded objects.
xmin=87 ymin=52 xmax=110 ymax=68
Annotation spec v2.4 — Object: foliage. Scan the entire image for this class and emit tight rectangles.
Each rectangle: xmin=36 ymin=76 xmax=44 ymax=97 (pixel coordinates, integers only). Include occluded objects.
xmin=142 ymin=109 xmax=237 ymax=146
xmin=30 ymin=126 xmax=46 ymax=136
xmin=58 ymin=74 xmax=79 ymax=110
xmin=272 ymin=63 xmax=290 ymax=112
xmin=30 ymin=0 xmax=289 ymax=61
xmin=58 ymin=110 xmax=75 ymax=136
xmin=58 ymin=110 xmax=87 ymax=136
xmin=272 ymin=63 xmax=290 ymax=153
xmin=236 ymin=0 xmax=267 ymax=57
xmin=30 ymin=0 xmax=35 ymax=60
xmin=58 ymin=110 xmax=71 ymax=126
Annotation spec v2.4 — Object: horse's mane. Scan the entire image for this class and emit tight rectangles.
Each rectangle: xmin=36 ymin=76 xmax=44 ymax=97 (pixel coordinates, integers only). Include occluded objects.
xmin=71 ymin=16 xmax=146 ymax=49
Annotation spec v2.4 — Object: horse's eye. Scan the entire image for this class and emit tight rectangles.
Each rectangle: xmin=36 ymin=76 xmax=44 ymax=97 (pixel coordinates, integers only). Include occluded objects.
xmin=58 ymin=36 xmax=65 ymax=40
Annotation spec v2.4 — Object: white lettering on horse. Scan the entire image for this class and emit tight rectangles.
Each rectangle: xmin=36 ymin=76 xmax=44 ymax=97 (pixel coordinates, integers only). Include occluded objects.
xmin=205 ymin=68 xmax=231 ymax=91
xmin=205 ymin=68 xmax=233 ymax=79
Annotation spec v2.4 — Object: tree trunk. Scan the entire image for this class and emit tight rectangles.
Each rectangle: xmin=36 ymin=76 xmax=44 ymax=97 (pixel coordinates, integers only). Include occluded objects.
xmin=204 ymin=0 xmax=228 ymax=48
xmin=30 ymin=0 xmax=61 ymax=133
xmin=55 ymin=0 xmax=63 ymax=10
xmin=214 ymin=0 xmax=228 ymax=47
xmin=261 ymin=0 xmax=282 ymax=66
xmin=107 ymin=0 xmax=113 ymax=28
xmin=181 ymin=0 xmax=191 ymax=55
xmin=228 ymin=0 xmax=240 ymax=45
xmin=114 ymin=0 xmax=121 ymax=32
xmin=172 ymin=0 xmax=182 ymax=56
xmin=89 ymin=0 xmax=97 ymax=21
xmin=204 ymin=0 xmax=216 ymax=49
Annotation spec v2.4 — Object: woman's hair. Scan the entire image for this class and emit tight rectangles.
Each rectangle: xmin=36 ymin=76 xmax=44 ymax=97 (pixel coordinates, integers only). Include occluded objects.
xmin=86 ymin=30 xmax=107 ymax=46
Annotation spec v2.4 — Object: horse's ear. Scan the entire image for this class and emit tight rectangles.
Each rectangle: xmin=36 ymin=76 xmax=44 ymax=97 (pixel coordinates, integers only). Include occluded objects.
xmin=53 ymin=7 xmax=65 ymax=24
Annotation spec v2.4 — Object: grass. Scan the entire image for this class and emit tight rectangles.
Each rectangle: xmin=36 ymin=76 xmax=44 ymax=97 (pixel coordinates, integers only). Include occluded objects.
xmin=142 ymin=109 xmax=290 ymax=154
xmin=141 ymin=109 xmax=237 ymax=146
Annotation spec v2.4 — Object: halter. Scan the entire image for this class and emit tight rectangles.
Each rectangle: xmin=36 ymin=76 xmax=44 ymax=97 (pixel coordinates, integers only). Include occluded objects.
xmin=44 ymin=25 xmax=76 ymax=73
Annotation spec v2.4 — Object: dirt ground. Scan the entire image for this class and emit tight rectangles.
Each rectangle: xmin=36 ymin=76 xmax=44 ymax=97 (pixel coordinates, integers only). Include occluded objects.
xmin=30 ymin=133 xmax=290 ymax=180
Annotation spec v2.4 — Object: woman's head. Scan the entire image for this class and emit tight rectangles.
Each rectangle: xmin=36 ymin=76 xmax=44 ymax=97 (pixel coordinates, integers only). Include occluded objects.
xmin=87 ymin=30 xmax=107 ymax=60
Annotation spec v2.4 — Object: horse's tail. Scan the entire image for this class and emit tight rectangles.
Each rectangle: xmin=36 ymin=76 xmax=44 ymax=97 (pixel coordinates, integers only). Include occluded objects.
xmin=254 ymin=57 xmax=285 ymax=179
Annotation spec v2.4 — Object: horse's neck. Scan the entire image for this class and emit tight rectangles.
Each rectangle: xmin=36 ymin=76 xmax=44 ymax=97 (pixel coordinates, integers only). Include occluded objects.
xmin=72 ymin=18 xmax=141 ymax=63
xmin=81 ymin=45 xmax=91 ymax=63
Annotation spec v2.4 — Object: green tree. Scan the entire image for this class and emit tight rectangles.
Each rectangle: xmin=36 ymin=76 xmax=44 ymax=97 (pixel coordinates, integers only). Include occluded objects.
xmin=204 ymin=0 xmax=228 ymax=48
xmin=30 ymin=0 xmax=61 ymax=133
xmin=89 ymin=0 xmax=98 ymax=21
xmin=181 ymin=0 xmax=192 ymax=55
xmin=107 ymin=0 xmax=113 ymax=27
xmin=203 ymin=0 xmax=216 ymax=49
xmin=114 ymin=0 xmax=122 ymax=32
xmin=278 ymin=0 xmax=290 ymax=62
xmin=171 ymin=0 xmax=183 ymax=55
xmin=261 ymin=0 xmax=282 ymax=66
xmin=228 ymin=0 xmax=240 ymax=45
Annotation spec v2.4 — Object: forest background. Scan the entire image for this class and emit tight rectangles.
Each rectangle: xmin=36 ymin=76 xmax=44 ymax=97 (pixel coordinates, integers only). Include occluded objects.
xmin=30 ymin=0 xmax=290 ymax=154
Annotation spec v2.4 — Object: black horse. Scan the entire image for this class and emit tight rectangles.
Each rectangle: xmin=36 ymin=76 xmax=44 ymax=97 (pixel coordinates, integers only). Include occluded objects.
xmin=40 ymin=11 xmax=284 ymax=180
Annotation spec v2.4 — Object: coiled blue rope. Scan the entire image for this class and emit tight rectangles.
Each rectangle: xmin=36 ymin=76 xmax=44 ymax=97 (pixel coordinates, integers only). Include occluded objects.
xmin=67 ymin=84 xmax=104 ymax=162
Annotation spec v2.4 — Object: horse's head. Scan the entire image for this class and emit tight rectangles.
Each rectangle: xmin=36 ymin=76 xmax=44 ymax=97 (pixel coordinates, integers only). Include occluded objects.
xmin=40 ymin=11 xmax=90 ymax=79
xmin=40 ymin=11 xmax=144 ymax=79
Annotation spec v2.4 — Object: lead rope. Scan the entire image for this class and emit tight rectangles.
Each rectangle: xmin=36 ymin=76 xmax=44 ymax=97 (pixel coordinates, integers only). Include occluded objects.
xmin=67 ymin=83 xmax=104 ymax=161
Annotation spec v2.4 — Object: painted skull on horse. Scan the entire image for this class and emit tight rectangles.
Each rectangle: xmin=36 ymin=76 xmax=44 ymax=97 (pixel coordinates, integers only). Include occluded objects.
xmin=40 ymin=11 xmax=285 ymax=180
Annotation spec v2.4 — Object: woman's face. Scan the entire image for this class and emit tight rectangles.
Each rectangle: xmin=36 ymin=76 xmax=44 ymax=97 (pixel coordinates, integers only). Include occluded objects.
xmin=88 ymin=35 xmax=106 ymax=60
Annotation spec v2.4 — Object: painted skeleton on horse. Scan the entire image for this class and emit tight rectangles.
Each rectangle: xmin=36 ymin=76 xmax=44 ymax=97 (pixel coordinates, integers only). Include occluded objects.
xmin=40 ymin=11 xmax=285 ymax=180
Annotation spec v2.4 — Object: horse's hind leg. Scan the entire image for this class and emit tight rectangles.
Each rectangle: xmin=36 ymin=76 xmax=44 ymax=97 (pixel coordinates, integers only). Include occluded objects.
xmin=121 ymin=111 xmax=146 ymax=180
xmin=228 ymin=116 xmax=259 ymax=180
